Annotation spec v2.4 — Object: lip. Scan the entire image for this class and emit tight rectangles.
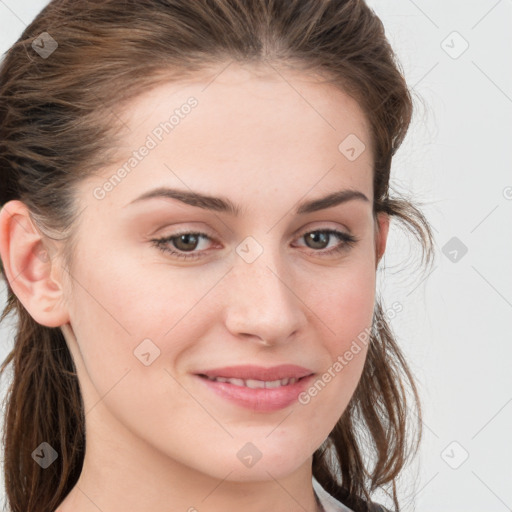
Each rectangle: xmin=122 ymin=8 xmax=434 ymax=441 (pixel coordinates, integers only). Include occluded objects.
xmin=194 ymin=364 xmax=314 ymax=381
xmin=193 ymin=365 xmax=315 ymax=412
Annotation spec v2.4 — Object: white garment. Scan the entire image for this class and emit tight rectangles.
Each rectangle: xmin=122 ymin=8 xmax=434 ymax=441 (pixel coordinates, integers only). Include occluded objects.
xmin=313 ymin=477 xmax=355 ymax=512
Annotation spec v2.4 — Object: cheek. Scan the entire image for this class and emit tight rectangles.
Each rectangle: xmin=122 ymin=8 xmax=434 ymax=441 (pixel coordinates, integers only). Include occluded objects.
xmin=66 ymin=249 xmax=212 ymax=391
xmin=65 ymin=260 xmax=199 ymax=439
xmin=300 ymin=260 xmax=375 ymax=400
xmin=309 ymin=260 xmax=376 ymax=348
xmin=293 ymin=268 xmax=375 ymax=435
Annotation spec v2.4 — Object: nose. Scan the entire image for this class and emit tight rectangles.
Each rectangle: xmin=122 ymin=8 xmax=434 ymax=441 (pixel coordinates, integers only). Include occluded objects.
xmin=222 ymin=244 xmax=308 ymax=347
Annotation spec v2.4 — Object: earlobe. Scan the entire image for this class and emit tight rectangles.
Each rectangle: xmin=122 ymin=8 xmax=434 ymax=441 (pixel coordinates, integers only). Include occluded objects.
xmin=0 ymin=200 xmax=70 ymax=327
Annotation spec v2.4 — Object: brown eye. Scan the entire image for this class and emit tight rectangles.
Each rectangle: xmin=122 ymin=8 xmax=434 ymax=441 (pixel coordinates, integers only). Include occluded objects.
xmin=150 ymin=231 xmax=214 ymax=261
xmin=172 ymin=233 xmax=201 ymax=252
xmin=296 ymin=229 xmax=358 ymax=256
xmin=304 ymin=231 xmax=330 ymax=250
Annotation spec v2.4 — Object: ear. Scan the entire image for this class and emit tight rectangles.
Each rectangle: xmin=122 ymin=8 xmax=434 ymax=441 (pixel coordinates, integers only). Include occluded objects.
xmin=0 ymin=200 xmax=70 ymax=327
xmin=375 ymin=211 xmax=390 ymax=268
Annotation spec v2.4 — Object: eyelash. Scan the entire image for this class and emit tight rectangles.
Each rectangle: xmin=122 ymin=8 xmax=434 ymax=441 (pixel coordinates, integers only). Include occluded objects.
xmin=150 ymin=228 xmax=359 ymax=261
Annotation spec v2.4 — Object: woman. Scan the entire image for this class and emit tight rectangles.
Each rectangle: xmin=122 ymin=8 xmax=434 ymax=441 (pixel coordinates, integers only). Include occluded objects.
xmin=0 ymin=1 xmax=435 ymax=511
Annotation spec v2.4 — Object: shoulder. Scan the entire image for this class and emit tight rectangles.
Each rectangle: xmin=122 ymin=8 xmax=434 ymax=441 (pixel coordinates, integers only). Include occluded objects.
xmin=313 ymin=477 xmax=395 ymax=512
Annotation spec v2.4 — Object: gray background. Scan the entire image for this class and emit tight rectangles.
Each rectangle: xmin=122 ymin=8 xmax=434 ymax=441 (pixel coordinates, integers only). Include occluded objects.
xmin=0 ymin=1 xmax=511 ymax=510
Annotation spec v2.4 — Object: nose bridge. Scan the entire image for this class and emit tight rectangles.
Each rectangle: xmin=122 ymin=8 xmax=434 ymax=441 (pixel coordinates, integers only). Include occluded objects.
xmin=223 ymin=236 xmax=306 ymax=344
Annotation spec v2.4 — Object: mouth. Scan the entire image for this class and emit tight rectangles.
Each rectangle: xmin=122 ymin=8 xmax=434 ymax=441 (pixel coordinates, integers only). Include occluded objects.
xmin=193 ymin=363 xmax=314 ymax=382
xmin=193 ymin=367 xmax=316 ymax=412
xmin=196 ymin=373 xmax=312 ymax=388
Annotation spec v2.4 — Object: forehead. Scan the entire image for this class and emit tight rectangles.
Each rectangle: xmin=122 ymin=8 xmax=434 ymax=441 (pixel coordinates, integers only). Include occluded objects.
xmin=85 ymin=62 xmax=374 ymax=210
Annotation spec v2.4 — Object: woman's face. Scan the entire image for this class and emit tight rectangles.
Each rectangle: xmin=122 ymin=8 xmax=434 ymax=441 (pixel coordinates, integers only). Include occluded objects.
xmin=60 ymin=62 xmax=388 ymax=482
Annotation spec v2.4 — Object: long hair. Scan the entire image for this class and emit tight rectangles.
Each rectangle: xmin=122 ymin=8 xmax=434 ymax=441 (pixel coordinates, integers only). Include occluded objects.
xmin=0 ymin=1 xmax=435 ymax=511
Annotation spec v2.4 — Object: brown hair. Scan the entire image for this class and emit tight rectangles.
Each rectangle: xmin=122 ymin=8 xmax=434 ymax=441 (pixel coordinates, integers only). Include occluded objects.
xmin=0 ymin=1 xmax=435 ymax=511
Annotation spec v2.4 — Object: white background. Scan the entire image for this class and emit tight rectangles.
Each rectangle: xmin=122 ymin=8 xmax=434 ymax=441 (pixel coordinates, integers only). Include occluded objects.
xmin=0 ymin=1 xmax=511 ymax=511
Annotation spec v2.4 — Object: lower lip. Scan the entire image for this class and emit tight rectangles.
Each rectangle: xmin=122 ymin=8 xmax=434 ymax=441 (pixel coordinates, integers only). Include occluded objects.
xmin=194 ymin=374 xmax=315 ymax=412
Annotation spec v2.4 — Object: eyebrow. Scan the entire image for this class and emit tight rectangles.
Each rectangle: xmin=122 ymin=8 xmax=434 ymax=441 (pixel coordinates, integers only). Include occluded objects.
xmin=125 ymin=186 xmax=369 ymax=215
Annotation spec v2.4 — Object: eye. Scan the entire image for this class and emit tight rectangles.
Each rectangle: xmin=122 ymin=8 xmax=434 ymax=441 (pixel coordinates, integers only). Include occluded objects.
xmin=150 ymin=231 xmax=214 ymax=261
xmin=293 ymin=229 xmax=359 ymax=257
xmin=150 ymin=227 xmax=359 ymax=261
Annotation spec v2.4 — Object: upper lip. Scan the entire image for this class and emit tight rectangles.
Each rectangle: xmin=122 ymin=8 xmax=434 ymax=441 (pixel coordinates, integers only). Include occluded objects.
xmin=195 ymin=364 xmax=315 ymax=381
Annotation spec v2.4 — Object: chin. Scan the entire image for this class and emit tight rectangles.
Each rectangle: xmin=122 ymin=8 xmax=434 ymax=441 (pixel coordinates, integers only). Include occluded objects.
xmin=191 ymin=444 xmax=309 ymax=483
xmin=218 ymin=462 xmax=304 ymax=483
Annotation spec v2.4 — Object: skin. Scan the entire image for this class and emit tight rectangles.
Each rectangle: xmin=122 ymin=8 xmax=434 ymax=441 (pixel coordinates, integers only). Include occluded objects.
xmin=0 ymin=61 xmax=389 ymax=512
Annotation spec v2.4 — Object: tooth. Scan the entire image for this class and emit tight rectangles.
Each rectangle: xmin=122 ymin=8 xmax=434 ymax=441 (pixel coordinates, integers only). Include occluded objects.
xmin=245 ymin=379 xmax=266 ymax=389
xmin=227 ymin=378 xmax=245 ymax=387
xmin=210 ymin=376 xmax=300 ymax=387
